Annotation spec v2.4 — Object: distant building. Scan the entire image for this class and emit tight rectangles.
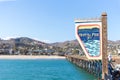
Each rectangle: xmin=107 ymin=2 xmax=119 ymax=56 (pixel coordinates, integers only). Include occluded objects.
xmin=117 ymin=49 xmax=120 ymax=55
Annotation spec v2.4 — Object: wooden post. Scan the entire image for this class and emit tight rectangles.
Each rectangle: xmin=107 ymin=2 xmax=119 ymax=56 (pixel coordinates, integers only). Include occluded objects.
xmin=101 ymin=12 xmax=108 ymax=79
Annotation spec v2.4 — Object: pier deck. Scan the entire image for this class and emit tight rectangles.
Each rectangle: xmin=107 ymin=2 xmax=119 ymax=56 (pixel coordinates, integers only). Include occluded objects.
xmin=66 ymin=55 xmax=120 ymax=80
xmin=66 ymin=55 xmax=102 ymax=79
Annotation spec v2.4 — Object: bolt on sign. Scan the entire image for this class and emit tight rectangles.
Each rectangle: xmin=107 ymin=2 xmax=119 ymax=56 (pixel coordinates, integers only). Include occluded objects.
xmin=75 ymin=19 xmax=102 ymax=60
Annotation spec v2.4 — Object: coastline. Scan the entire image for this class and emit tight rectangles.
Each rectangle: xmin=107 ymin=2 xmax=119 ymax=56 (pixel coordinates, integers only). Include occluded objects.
xmin=0 ymin=55 xmax=66 ymax=59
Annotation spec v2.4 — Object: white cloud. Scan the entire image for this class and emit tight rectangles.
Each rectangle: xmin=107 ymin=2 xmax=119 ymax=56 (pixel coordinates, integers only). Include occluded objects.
xmin=42 ymin=40 xmax=51 ymax=43
xmin=33 ymin=38 xmax=51 ymax=43
xmin=2 ymin=36 xmax=20 ymax=40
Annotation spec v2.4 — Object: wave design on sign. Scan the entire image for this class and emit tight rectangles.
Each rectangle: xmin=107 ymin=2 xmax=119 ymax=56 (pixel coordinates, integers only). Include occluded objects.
xmin=78 ymin=27 xmax=100 ymax=57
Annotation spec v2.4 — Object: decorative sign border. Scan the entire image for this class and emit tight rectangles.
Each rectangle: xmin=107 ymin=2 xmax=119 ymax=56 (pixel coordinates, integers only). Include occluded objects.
xmin=75 ymin=22 xmax=102 ymax=60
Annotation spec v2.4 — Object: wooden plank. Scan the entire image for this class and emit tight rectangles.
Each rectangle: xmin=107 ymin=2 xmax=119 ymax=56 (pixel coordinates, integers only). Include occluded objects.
xmin=101 ymin=12 xmax=108 ymax=79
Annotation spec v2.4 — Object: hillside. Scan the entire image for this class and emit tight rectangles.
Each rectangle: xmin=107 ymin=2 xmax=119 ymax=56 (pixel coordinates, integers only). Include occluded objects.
xmin=0 ymin=37 xmax=50 ymax=55
xmin=51 ymin=39 xmax=120 ymax=55
xmin=0 ymin=37 xmax=120 ymax=55
xmin=51 ymin=40 xmax=79 ymax=48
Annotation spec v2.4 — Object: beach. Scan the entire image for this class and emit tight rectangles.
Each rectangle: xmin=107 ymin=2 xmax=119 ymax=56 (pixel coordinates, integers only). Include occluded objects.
xmin=0 ymin=55 xmax=66 ymax=59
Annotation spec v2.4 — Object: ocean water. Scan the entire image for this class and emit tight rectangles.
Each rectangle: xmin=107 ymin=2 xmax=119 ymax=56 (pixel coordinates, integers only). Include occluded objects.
xmin=0 ymin=59 xmax=97 ymax=80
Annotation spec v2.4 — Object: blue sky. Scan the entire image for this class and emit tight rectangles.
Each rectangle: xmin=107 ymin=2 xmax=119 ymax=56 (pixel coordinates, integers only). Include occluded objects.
xmin=0 ymin=0 xmax=120 ymax=43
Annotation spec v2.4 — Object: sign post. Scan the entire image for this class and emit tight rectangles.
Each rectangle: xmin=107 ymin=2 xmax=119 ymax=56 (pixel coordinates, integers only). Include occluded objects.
xmin=75 ymin=12 xmax=108 ymax=79
xmin=101 ymin=12 xmax=108 ymax=79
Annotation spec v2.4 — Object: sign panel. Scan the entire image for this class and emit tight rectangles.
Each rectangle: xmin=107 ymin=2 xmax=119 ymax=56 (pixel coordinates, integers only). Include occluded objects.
xmin=75 ymin=21 xmax=102 ymax=60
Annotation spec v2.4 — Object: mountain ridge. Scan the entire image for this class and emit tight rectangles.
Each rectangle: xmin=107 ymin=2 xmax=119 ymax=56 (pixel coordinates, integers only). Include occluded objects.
xmin=0 ymin=37 xmax=120 ymax=55
xmin=0 ymin=37 xmax=120 ymax=47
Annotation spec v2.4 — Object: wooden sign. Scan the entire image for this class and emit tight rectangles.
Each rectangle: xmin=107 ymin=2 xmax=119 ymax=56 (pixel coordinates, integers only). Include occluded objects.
xmin=75 ymin=19 xmax=102 ymax=60
xmin=75 ymin=13 xmax=108 ymax=79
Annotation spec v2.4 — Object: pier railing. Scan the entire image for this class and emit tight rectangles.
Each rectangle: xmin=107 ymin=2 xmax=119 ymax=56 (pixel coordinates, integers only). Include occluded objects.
xmin=66 ymin=55 xmax=120 ymax=80
xmin=66 ymin=55 xmax=102 ymax=79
